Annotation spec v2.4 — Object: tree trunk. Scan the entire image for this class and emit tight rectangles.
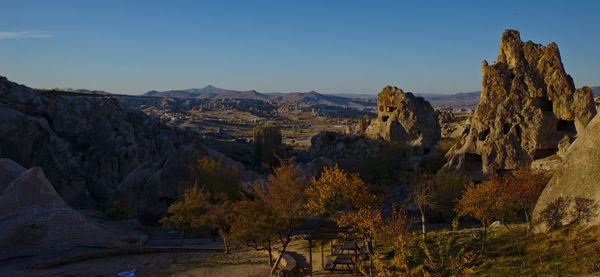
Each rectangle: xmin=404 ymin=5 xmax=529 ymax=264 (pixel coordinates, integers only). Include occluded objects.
xmin=267 ymin=241 xmax=273 ymax=267
xmin=180 ymin=230 xmax=186 ymax=247
xmin=223 ymin=236 xmax=230 ymax=254
xmin=421 ymin=209 xmax=427 ymax=240
xmin=524 ymin=208 xmax=531 ymax=233
xmin=270 ymin=242 xmax=289 ymax=276
xmin=481 ymin=223 xmax=487 ymax=254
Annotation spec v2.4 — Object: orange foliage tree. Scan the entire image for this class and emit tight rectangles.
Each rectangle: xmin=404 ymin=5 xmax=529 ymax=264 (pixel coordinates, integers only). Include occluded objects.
xmin=308 ymin=165 xmax=386 ymax=276
xmin=454 ymin=178 xmax=512 ymax=253
xmin=159 ymin=185 xmax=212 ymax=247
xmin=503 ymin=167 xmax=550 ymax=230
xmin=247 ymin=159 xmax=310 ymax=275
xmin=229 ymin=196 xmax=278 ymax=266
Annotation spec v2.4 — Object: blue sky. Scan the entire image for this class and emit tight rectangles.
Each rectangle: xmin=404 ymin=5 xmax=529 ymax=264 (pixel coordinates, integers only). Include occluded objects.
xmin=0 ymin=0 xmax=598 ymax=95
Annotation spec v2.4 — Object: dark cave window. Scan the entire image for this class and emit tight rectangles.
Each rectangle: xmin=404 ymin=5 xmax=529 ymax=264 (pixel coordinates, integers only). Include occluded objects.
xmin=382 ymin=116 xmax=389 ymax=122
xmin=557 ymin=120 xmax=576 ymax=133
xmin=534 ymin=97 xmax=553 ymax=112
xmin=379 ymin=105 xmax=384 ymax=112
xmin=386 ymin=106 xmax=396 ymax=112
xmin=533 ymin=148 xmax=557 ymax=159
xmin=478 ymin=129 xmax=490 ymax=141
xmin=465 ymin=153 xmax=483 ymax=173
xmin=503 ymin=124 xmax=511 ymax=135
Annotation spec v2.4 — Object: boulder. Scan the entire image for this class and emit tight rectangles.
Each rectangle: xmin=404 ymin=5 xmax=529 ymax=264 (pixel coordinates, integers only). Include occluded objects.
xmin=365 ymin=86 xmax=441 ymax=151
xmin=531 ymin=113 xmax=600 ymax=232
xmin=442 ymin=30 xmax=597 ymax=179
xmin=0 ymin=162 xmax=124 ymax=248
xmin=0 ymin=158 xmax=26 ymax=191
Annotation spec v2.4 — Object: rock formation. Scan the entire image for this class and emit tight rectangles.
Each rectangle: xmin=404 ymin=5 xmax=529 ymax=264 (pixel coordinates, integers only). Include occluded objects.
xmin=310 ymin=86 xmax=440 ymax=172
xmin=365 ymin=86 xmax=441 ymax=152
xmin=0 ymin=159 xmax=125 ymax=247
xmin=0 ymin=76 xmax=249 ymax=224
xmin=442 ymin=30 xmax=597 ymax=178
xmin=531 ymin=113 xmax=600 ymax=232
xmin=309 ymin=131 xmax=385 ymax=172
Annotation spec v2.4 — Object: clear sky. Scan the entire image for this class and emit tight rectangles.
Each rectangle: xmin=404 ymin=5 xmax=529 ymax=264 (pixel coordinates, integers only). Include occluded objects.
xmin=0 ymin=0 xmax=598 ymax=95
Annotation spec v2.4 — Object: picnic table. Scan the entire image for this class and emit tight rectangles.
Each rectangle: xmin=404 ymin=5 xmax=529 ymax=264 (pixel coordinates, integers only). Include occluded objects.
xmin=325 ymin=241 xmax=366 ymax=271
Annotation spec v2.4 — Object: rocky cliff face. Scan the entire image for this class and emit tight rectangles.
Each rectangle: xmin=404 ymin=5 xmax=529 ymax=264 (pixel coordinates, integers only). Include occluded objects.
xmin=0 ymin=159 xmax=127 ymax=248
xmin=531 ymin=113 xmax=600 ymax=232
xmin=0 ymin=77 xmax=247 ymax=223
xmin=365 ymin=86 xmax=440 ymax=152
xmin=310 ymin=86 xmax=440 ymax=172
xmin=442 ymin=30 xmax=597 ymax=178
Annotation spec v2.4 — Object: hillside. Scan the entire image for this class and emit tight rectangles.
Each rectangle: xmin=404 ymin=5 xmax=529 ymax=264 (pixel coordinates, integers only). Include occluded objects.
xmin=143 ymin=85 xmax=597 ymax=111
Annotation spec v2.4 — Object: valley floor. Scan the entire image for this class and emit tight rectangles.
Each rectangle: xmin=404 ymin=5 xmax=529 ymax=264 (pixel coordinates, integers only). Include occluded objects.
xmin=3 ymin=223 xmax=600 ymax=276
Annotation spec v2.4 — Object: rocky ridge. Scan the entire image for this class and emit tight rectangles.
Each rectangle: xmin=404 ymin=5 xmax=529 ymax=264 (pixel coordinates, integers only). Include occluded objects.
xmin=441 ymin=30 xmax=597 ymax=178
xmin=531 ymin=112 xmax=600 ymax=232
xmin=0 ymin=76 xmax=248 ymax=224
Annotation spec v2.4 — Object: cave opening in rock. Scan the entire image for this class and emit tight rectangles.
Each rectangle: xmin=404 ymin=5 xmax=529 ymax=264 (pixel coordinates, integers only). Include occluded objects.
xmin=534 ymin=97 xmax=553 ymax=112
xmin=465 ymin=153 xmax=483 ymax=172
xmin=495 ymin=168 xmax=513 ymax=177
xmin=382 ymin=116 xmax=389 ymax=122
xmin=515 ymin=124 xmax=522 ymax=137
xmin=557 ymin=119 xmax=576 ymax=132
xmin=478 ymin=129 xmax=490 ymax=141
xmin=386 ymin=106 xmax=396 ymax=112
xmin=503 ymin=124 xmax=511 ymax=135
xmin=379 ymin=105 xmax=384 ymax=112
xmin=533 ymin=148 xmax=557 ymax=159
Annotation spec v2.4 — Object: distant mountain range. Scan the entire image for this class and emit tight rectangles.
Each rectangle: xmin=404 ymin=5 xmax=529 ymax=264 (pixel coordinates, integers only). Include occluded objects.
xmin=591 ymin=86 xmax=600 ymax=97
xmin=143 ymin=85 xmax=599 ymax=110
xmin=144 ymin=85 xmax=377 ymax=109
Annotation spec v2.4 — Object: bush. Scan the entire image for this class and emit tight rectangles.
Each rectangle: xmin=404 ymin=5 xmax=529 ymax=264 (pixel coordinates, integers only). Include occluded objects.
xmin=106 ymin=202 xmax=134 ymax=220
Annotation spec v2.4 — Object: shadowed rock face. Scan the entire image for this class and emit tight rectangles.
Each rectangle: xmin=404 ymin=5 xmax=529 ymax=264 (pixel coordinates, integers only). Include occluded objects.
xmin=365 ymin=86 xmax=441 ymax=152
xmin=0 ymin=77 xmax=248 ymax=223
xmin=0 ymin=162 xmax=124 ymax=248
xmin=532 ymin=113 xmax=600 ymax=232
xmin=442 ymin=29 xmax=597 ymax=178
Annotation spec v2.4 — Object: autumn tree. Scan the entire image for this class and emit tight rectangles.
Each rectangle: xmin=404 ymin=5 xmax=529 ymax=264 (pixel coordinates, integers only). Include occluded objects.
xmin=503 ymin=167 xmax=549 ymax=230
xmin=253 ymin=125 xmax=282 ymax=168
xmin=307 ymin=164 xmax=380 ymax=215
xmin=200 ymin=192 xmax=236 ymax=253
xmin=431 ymin=172 xmax=471 ymax=220
xmin=454 ymin=179 xmax=512 ymax=253
xmin=373 ymin=207 xmax=414 ymax=277
xmin=308 ymin=165 xmax=383 ymax=276
xmin=248 ymin=159 xmax=309 ymax=275
xmin=159 ymin=185 xmax=211 ymax=246
xmin=410 ymin=171 xmax=438 ymax=240
xmin=188 ymin=156 xmax=241 ymax=200
xmin=229 ymin=197 xmax=278 ymax=266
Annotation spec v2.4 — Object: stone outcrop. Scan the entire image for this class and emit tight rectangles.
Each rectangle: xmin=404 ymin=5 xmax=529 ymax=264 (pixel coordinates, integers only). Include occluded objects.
xmin=531 ymin=113 xmax=600 ymax=232
xmin=309 ymin=131 xmax=384 ymax=173
xmin=0 ymin=77 xmax=249 ymax=223
xmin=107 ymin=144 xmax=247 ymax=224
xmin=310 ymin=86 xmax=440 ymax=173
xmin=0 ymin=160 xmax=125 ymax=247
xmin=364 ymin=86 xmax=441 ymax=151
xmin=442 ymin=30 xmax=597 ymax=178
